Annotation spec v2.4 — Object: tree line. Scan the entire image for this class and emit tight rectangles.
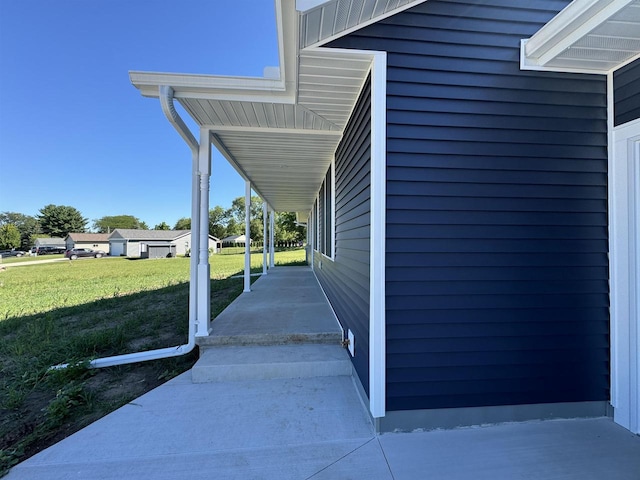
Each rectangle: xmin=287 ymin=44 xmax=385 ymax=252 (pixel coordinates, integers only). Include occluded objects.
xmin=0 ymin=197 xmax=306 ymax=250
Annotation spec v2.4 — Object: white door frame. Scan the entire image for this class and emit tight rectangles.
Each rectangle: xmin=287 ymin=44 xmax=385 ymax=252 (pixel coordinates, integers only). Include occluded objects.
xmin=610 ymin=116 xmax=640 ymax=434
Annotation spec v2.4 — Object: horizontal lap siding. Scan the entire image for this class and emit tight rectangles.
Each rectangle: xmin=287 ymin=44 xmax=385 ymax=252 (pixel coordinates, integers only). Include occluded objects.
xmin=614 ymin=57 xmax=640 ymax=126
xmin=314 ymin=75 xmax=372 ymax=394
xmin=330 ymin=0 xmax=609 ymax=412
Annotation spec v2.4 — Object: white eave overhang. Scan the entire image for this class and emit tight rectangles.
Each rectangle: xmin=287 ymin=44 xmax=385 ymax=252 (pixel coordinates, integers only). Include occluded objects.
xmin=129 ymin=0 xmax=380 ymax=217
xmin=298 ymin=0 xmax=425 ymax=48
xmin=521 ymin=0 xmax=640 ymax=74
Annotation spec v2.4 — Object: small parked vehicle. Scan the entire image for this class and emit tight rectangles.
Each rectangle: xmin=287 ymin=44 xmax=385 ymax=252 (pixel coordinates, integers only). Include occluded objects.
xmin=36 ymin=246 xmax=66 ymax=255
xmin=0 ymin=249 xmax=26 ymax=258
xmin=65 ymin=248 xmax=106 ymax=260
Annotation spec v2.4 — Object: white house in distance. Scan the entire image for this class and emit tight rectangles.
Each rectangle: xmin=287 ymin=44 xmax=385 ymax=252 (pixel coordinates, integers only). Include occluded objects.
xmin=65 ymin=233 xmax=111 ymax=253
xmin=108 ymin=229 xmax=220 ymax=258
xmin=221 ymin=234 xmax=251 ymax=246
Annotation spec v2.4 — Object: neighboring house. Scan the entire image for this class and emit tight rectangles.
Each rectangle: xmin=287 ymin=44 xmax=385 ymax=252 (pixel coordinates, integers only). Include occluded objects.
xmin=33 ymin=237 xmax=65 ymax=249
xmin=221 ymin=234 xmax=251 ymax=246
xmin=108 ymin=229 xmax=220 ymax=257
xmin=65 ymin=233 xmax=110 ymax=253
xmin=130 ymin=0 xmax=640 ymax=435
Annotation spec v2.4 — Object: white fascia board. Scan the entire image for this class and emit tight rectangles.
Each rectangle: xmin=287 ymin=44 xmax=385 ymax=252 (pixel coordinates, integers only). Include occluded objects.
xmin=275 ymin=0 xmax=300 ymax=95
xmin=521 ymin=0 xmax=635 ymax=74
xmin=301 ymin=0 xmax=426 ymax=49
xmin=129 ymin=71 xmax=289 ymax=99
xmin=130 ymin=1 xmax=299 ymax=101
xmin=520 ymin=39 xmax=609 ymax=75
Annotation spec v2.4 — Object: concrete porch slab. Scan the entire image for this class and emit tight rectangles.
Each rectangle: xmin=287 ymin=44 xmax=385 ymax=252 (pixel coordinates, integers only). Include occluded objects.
xmin=198 ymin=266 xmax=342 ymax=345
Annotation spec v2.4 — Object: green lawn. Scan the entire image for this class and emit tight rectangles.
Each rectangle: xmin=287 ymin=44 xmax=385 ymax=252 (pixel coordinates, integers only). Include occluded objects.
xmin=0 ymin=250 xmax=305 ymax=320
xmin=0 ymin=248 xmax=306 ymax=475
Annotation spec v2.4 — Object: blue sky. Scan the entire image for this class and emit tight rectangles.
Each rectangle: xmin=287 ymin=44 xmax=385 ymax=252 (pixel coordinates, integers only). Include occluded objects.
xmin=0 ymin=0 xmax=278 ymax=230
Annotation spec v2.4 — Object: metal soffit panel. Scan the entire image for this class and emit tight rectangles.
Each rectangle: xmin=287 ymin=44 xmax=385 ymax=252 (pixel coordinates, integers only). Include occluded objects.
xmin=180 ymin=99 xmax=341 ymax=132
xmin=548 ymin=0 xmax=640 ymax=71
xmin=300 ymin=0 xmax=419 ymax=48
xmin=174 ymin=48 xmax=372 ymax=214
xmin=298 ymin=50 xmax=373 ymax=127
xmin=211 ymin=128 xmax=341 ymax=213
xmin=525 ymin=0 xmax=640 ymax=73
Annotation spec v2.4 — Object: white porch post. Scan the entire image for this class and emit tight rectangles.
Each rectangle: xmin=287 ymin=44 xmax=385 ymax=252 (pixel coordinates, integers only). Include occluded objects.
xmin=244 ymin=180 xmax=251 ymax=292
xmin=189 ymin=149 xmax=202 ymax=336
xmin=262 ymin=202 xmax=268 ymax=275
xmin=269 ymin=209 xmax=275 ymax=268
xmin=310 ymin=211 xmax=314 ymax=267
xmin=196 ymin=127 xmax=211 ymax=334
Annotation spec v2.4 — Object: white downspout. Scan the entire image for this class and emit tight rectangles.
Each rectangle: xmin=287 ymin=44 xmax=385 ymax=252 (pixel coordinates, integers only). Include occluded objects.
xmin=244 ymin=180 xmax=252 ymax=292
xmin=53 ymin=86 xmax=200 ymax=370
xmin=263 ymin=202 xmax=268 ymax=274
xmin=269 ymin=210 xmax=275 ymax=268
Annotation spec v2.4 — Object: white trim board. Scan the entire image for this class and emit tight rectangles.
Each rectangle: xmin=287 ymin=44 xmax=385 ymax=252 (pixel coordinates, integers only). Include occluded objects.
xmin=609 ymin=115 xmax=640 ymax=435
xmin=369 ymin=50 xmax=387 ymax=419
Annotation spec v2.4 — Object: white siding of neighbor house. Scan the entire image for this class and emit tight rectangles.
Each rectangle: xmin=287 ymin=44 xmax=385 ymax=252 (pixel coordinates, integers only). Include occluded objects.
xmin=109 ymin=233 xmax=219 ymax=257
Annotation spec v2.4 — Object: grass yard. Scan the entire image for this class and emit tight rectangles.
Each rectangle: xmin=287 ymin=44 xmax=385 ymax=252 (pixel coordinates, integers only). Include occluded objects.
xmin=0 ymin=249 xmax=306 ymax=475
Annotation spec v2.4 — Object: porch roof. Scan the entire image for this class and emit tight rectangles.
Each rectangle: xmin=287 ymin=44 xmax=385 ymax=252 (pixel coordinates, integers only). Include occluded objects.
xmin=129 ymin=0 xmax=380 ymax=216
xmin=522 ymin=0 xmax=640 ymax=74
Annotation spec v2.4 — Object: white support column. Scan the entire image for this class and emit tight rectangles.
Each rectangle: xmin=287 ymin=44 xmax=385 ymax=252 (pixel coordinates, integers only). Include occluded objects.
xmin=196 ymin=128 xmax=211 ymax=334
xmin=310 ymin=211 xmax=314 ymax=268
xmin=190 ymin=149 xmax=202 ymax=336
xmin=263 ymin=202 xmax=268 ymax=275
xmin=244 ymin=180 xmax=251 ymax=292
xmin=269 ymin=210 xmax=275 ymax=268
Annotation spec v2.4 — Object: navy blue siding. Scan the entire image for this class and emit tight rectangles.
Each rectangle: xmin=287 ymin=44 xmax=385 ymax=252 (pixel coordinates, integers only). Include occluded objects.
xmin=614 ymin=57 xmax=640 ymax=126
xmin=330 ymin=0 xmax=609 ymax=412
xmin=314 ymin=75 xmax=372 ymax=394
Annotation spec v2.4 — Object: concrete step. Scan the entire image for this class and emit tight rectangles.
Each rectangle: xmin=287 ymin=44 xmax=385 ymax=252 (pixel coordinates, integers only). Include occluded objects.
xmin=192 ymin=344 xmax=352 ymax=383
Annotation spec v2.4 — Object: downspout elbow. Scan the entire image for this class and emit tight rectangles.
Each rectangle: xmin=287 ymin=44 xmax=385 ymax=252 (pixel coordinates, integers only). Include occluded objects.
xmin=159 ymin=85 xmax=199 ymax=154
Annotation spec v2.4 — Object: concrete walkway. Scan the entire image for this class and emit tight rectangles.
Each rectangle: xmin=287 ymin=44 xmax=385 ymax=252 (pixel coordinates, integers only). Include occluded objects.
xmin=7 ymin=267 xmax=640 ymax=479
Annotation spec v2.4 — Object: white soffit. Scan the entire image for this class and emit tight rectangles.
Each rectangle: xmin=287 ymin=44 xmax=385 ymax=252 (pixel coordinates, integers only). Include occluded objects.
xmin=299 ymin=0 xmax=425 ymax=48
xmin=522 ymin=0 xmax=640 ymax=74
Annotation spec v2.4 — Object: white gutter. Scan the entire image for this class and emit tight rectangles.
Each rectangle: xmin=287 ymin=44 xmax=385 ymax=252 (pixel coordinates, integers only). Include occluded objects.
xmin=53 ymin=86 xmax=199 ymax=370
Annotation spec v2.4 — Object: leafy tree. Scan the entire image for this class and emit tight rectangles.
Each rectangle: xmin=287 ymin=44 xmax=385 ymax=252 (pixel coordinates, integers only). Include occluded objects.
xmin=228 ymin=196 xmax=264 ymax=242
xmin=173 ymin=217 xmax=191 ymax=230
xmin=37 ymin=204 xmax=87 ymax=237
xmin=275 ymin=212 xmax=306 ymax=244
xmin=0 ymin=212 xmax=40 ymax=249
xmin=93 ymin=215 xmax=148 ymax=233
xmin=224 ymin=218 xmax=241 ymax=237
xmin=0 ymin=224 xmax=21 ymax=249
xmin=154 ymin=222 xmax=171 ymax=230
xmin=208 ymin=206 xmax=229 ymax=239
